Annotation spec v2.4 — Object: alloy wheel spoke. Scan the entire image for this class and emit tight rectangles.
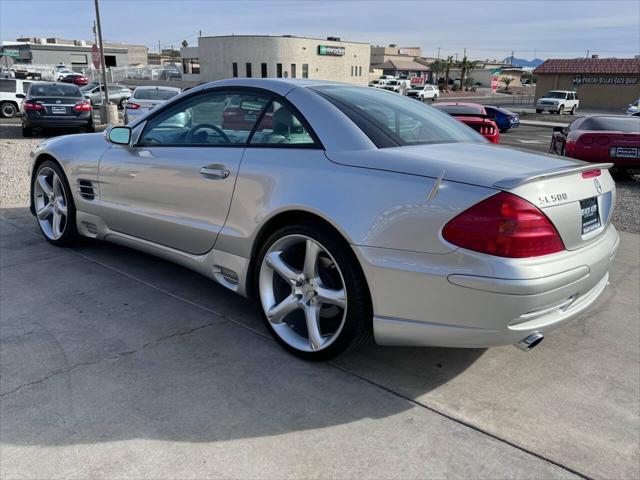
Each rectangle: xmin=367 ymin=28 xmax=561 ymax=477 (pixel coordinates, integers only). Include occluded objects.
xmin=267 ymin=294 xmax=300 ymax=324
xmin=57 ymin=202 xmax=67 ymax=216
xmin=52 ymin=211 xmax=63 ymax=238
xmin=303 ymin=239 xmax=322 ymax=280
xmin=36 ymin=203 xmax=53 ymax=220
xmin=37 ymin=175 xmax=54 ymax=197
xmin=52 ymin=174 xmax=63 ymax=198
xmin=304 ymin=304 xmax=324 ymax=351
xmin=265 ymin=251 xmax=300 ymax=285
xmin=315 ymin=285 xmax=346 ymax=309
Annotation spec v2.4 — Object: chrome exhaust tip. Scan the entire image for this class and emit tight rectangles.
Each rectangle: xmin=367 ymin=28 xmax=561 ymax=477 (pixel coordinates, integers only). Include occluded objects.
xmin=515 ymin=331 xmax=544 ymax=351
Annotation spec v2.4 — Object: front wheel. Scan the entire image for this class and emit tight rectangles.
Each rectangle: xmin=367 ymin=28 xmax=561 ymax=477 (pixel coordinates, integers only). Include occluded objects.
xmin=0 ymin=102 xmax=17 ymax=118
xmin=256 ymin=224 xmax=372 ymax=360
xmin=558 ymin=105 xmax=564 ymax=115
xmin=32 ymin=161 xmax=78 ymax=246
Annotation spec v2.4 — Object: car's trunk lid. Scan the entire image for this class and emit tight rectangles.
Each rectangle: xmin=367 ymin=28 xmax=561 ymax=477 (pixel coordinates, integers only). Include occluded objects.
xmin=30 ymin=96 xmax=83 ymax=116
xmin=326 ymin=142 xmax=616 ymax=250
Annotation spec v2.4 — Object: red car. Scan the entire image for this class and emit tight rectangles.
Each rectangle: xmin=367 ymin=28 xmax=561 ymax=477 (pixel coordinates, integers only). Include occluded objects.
xmin=550 ymin=115 xmax=640 ymax=174
xmin=222 ymin=98 xmax=273 ymax=131
xmin=61 ymin=74 xmax=89 ymax=86
xmin=433 ymin=102 xmax=500 ymax=144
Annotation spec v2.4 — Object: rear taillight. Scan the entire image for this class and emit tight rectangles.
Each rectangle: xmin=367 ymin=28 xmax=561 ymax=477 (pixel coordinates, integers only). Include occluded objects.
xmin=23 ymin=102 xmax=44 ymax=111
xmin=580 ymin=135 xmax=594 ymax=145
xmin=442 ymin=192 xmax=565 ymax=258
xmin=73 ymin=101 xmax=92 ymax=111
xmin=126 ymin=102 xmax=140 ymax=109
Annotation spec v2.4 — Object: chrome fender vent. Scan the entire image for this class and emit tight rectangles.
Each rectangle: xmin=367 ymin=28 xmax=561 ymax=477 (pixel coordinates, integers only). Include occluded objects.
xmin=76 ymin=179 xmax=96 ymax=200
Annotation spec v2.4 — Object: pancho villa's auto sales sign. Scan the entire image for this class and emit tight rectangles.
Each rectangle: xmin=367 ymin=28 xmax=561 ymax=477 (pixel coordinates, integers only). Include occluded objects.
xmin=573 ymin=74 xmax=639 ymax=86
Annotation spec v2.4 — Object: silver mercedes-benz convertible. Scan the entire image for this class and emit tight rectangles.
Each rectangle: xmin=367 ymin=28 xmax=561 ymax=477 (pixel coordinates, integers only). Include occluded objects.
xmin=29 ymin=78 xmax=619 ymax=360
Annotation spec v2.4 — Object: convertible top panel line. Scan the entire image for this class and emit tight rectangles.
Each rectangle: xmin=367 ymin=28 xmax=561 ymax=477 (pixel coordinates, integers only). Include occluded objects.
xmin=29 ymin=78 xmax=618 ymax=360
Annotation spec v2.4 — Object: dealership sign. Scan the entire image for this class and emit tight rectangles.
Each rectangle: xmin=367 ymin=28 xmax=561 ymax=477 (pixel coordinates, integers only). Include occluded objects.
xmin=318 ymin=45 xmax=345 ymax=56
xmin=573 ymin=75 xmax=638 ymax=86
xmin=0 ymin=48 xmax=19 ymax=58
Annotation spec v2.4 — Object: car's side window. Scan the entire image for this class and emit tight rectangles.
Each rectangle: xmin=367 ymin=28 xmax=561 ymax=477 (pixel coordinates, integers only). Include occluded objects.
xmin=138 ymin=91 xmax=271 ymax=147
xmin=249 ymin=100 xmax=316 ymax=146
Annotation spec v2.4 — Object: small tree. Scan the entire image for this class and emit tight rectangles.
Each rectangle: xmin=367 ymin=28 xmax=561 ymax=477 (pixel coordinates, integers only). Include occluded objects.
xmin=429 ymin=59 xmax=446 ymax=86
xmin=458 ymin=56 xmax=478 ymax=92
xmin=443 ymin=56 xmax=454 ymax=92
xmin=463 ymin=76 xmax=475 ymax=90
xmin=501 ymin=75 xmax=514 ymax=91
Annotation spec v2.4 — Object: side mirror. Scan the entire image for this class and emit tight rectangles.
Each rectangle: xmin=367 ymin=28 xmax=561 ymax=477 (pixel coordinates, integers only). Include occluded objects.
xmin=108 ymin=126 xmax=132 ymax=145
xmin=15 ymin=93 xmax=25 ymax=99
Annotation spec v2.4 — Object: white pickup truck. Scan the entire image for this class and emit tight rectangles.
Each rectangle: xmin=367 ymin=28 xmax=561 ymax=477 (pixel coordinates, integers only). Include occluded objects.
xmin=536 ymin=90 xmax=579 ymax=115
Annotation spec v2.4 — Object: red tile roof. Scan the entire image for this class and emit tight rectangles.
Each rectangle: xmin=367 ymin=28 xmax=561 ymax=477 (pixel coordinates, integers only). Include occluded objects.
xmin=534 ymin=58 xmax=640 ymax=75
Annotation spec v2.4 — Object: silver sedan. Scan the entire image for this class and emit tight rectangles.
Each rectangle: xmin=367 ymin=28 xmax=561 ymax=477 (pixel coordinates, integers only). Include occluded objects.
xmin=28 ymin=79 xmax=619 ymax=360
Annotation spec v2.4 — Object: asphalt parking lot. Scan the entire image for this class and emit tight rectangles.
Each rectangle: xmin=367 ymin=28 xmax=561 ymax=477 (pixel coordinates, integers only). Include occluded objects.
xmin=1 ymin=121 xmax=639 ymax=479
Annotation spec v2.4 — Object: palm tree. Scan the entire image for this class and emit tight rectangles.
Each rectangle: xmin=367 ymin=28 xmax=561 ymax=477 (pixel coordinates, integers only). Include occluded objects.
xmin=501 ymin=75 xmax=514 ymax=91
xmin=429 ymin=59 xmax=445 ymax=87
xmin=443 ymin=56 xmax=454 ymax=91
xmin=458 ymin=56 xmax=478 ymax=91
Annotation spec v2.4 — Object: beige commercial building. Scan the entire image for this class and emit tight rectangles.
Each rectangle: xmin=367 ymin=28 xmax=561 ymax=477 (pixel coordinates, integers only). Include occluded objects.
xmin=181 ymin=35 xmax=370 ymax=85
xmin=534 ymin=58 xmax=640 ymax=109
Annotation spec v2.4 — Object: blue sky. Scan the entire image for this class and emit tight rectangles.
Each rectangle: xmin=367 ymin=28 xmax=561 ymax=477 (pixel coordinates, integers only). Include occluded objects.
xmin=1 ymin=0 xmax=638 ymax=60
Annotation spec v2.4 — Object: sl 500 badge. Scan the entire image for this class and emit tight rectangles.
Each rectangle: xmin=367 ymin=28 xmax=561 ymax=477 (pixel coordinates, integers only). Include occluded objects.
xmin=539 ymin=193 xmax=568 ymax=205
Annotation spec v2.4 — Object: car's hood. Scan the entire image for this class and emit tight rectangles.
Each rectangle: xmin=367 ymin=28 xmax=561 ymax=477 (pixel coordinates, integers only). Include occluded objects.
xmin=326 ymin=142 xmax=585 ymax=189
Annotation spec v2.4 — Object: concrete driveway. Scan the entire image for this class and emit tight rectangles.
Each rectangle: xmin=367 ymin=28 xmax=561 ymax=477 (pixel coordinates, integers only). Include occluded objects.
xmin=1 ymin=207 xmax=638 ymax=479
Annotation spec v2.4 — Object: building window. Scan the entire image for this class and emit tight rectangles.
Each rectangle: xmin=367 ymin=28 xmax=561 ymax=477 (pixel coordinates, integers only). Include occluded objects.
xmin=350 ymin=66 xmax=354 ymax=77
xmin=302 ymin=63 xmax=308 ymax=79
xmin=70 ymin=53 xmax=87 ymax=65
xmin=183 ymin=58 xmax=200 ymax=74
xmin=276 ymin=63 xmax=283 ymax=78
xmin=261 ymin=63 xmax=268 ymax=78
xmin=291 ymin=64 xmax=296 ymax=78
xmin=246 ymin=63 xmax=252 ymax=77
xmin=232 ymin=62 xmax=238 ymax=77
xmin=358 ymin=66 xmax=362 ymax=77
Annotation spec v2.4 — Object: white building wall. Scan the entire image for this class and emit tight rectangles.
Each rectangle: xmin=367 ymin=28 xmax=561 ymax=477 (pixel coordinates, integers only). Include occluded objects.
xmin=191 ymin=36 xmax=370 ymax=85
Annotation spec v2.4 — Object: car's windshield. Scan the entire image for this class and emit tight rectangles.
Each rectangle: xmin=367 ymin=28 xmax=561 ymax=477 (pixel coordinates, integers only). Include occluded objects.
xmin=29 ymin=83 xmax=81 ymax=98
xmin=546 ymin=91 xmax=567 ymax=99
xmin=312 ymin=85 xmax=485 ymax=147
xmin=386 ymin=81 xmax=399 ymax=86
xmin=580 ymin=116 xmax=640 ymax=133
xmin=133 ymin=88 xmax=179 ymax=101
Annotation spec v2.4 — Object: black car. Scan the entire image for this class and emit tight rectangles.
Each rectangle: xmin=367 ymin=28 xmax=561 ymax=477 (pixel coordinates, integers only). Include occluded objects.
xmin=18 ymin=82 xmax=94 ymax=137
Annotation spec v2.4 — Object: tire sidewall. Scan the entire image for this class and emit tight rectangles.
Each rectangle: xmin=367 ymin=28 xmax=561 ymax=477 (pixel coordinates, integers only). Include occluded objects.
xmin=33 ymin=160 xmax=78 ymax=245
xmin=255 ymin=223 xmax=372 ymax=361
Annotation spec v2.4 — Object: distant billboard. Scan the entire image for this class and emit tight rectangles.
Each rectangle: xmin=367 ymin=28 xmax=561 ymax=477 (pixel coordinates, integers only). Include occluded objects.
xmin=318 ymin=45 xmax=345 ymax=57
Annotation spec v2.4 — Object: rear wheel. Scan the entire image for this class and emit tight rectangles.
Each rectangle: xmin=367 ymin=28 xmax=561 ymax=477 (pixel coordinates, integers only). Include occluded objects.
xmin=536 ymin=109 xmax=542 ymax=114
xmin=0 ymin=101 xmax=17 ymax=118
xmin=570 ymin=105 xmax=576 ymax=115
xmin=118 ymin=98 xmax=128 ymax=109
xmin=256 ymin=224 xmax=372 ymax=360
xmin=32 ymin=161 xmax=78 ymax=246
xmin=22 ymin=125 xmax=33 ymax=137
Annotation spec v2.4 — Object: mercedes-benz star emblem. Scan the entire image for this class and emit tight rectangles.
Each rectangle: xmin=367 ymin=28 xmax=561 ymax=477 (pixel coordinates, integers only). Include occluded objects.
xmin=594 ymin=178 xmax=602 ymax=194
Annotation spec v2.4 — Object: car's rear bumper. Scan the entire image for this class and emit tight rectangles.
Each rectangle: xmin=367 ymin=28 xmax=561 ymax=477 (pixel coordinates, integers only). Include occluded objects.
xmin=24 ymin=113 xmax=93 ymax=128
xmin=355 ymin=223 xmax=619 ymax=348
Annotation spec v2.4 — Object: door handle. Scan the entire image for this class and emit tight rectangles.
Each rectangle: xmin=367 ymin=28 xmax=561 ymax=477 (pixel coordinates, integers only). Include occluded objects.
xmin=200 ymin=164 xmax=230 ymax=179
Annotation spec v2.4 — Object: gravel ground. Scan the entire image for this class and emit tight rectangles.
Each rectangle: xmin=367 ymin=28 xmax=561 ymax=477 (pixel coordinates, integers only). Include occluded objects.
xmin=0 ymin=122 xmax=638 ymax=232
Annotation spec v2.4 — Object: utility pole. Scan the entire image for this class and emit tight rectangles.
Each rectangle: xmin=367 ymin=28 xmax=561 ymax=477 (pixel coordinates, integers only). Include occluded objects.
xmin=463 ymin=47 xmax=466 ymax=60
xmin=437 ymin=47 xmax=441 ymax=60
xmin=510 ymin=50 xmax=515 ymax=65
xmin=93 ymin=0 xmax=109 ymax=107
xmin=92 ymin=21 xmax=103 ymax=106
xmin=586 ymin=49 xmax=590 ymax=58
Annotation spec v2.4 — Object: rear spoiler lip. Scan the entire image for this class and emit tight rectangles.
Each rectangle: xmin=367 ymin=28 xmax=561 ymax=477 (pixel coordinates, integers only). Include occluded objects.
xmin=494 ymin=163 xmax=614 ymax=190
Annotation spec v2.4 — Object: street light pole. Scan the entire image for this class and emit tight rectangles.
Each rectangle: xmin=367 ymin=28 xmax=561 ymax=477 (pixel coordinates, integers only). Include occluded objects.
xmin=94 ymin=0 xmax=109 ymax=106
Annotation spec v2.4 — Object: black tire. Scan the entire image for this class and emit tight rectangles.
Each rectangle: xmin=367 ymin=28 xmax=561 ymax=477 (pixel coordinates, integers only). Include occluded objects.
xmin=32 ymin=160 xmax=79 ymax=246
xmin=536 ymin=109 xmax=542 ymax=114
xmin=570 ymin=105 xmax=576 ymax=115
xmin=558 ymin=105 xmax=564 ymax=115
xmin=255 ymin=223 xmax=372 ymax=361
xmin=0 ymin=101 xmax=17 ymax=118
xmin=22 ymin=125 xmax=33 ymax=137
xmin=118 ymin=98 xmax=127 ymax=109
xmin=84 ymin=121 xmax=95 ymax=133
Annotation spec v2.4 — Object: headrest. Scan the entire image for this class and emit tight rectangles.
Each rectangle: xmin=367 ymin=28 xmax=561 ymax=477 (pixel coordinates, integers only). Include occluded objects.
xmin=272 ymin=107 xmax=302 ymax=134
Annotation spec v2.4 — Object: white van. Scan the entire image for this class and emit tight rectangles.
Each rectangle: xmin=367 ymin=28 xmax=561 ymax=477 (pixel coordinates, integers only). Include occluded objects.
xmin=0 ymin=79 xmax=33 ymax=118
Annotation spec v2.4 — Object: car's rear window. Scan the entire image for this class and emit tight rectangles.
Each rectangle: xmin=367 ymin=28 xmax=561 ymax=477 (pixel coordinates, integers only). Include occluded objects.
xmin=134 ymin=88 xmax=179 ymax=101
xmin=580 ymin=116 xmax=640 ymax=133
xmin=433 ymin=104 xmax=485 ymax=115
xmin=29 ymin=83 xmax=81 ymax=98
xmin=313 ymin=85 xmax=484 ymax=147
